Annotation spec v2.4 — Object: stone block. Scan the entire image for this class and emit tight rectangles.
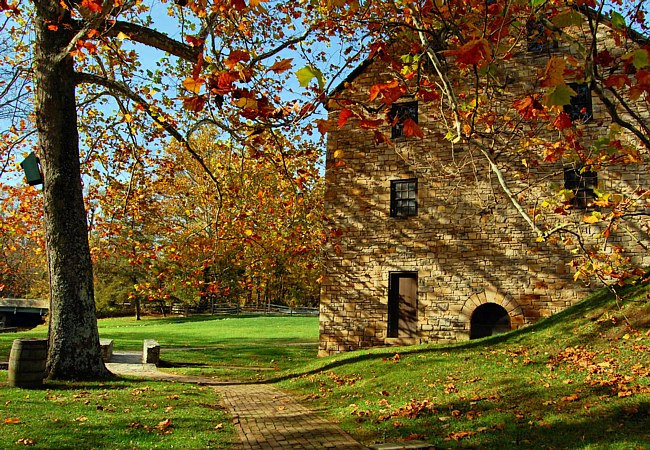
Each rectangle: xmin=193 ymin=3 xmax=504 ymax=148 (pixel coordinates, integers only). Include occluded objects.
xmin=142 ymin=339 xmax=160 ymax=365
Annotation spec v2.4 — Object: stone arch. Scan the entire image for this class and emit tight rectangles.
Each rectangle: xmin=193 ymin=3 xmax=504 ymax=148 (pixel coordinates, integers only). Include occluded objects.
xmin=457 ymin=290 xmax=525 ymax=339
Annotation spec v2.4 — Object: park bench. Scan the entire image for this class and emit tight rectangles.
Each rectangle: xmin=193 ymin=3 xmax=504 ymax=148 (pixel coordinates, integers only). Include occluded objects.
xmin=142 ymin=339 xmax=160 ymax=365
xmin=99 ymin=339 xmax=113 ymax=362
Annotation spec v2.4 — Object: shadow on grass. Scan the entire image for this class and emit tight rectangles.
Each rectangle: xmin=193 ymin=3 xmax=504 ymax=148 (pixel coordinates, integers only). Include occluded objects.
xmin=357 ymin=373 xmax=650 ymax=447
xmin=264 ymin=285 xmax=642 ymax=384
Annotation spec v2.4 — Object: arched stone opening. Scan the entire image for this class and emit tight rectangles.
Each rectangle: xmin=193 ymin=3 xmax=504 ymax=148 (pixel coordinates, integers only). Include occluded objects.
xmin=470 ymin=303 xmax=511 ymax=339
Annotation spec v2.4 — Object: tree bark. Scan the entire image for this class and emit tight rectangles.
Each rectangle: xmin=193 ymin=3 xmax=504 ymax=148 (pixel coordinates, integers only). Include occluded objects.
xmin=34 ymin=1 xmax=109 ymax=379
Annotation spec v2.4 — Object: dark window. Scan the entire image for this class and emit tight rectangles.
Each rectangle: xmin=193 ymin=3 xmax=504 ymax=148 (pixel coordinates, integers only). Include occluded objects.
xmin=390 ymin=179 xmax=417 ymax=217
xmin=563 ymin=82 xmax=593 ymax=122
xmin=389 ymin=101 xmax=418 ymax=139
xmin=564 ymin=167 xmax=597 ymax=208
xmin=526 ymin=20 xmax=557 ymax=53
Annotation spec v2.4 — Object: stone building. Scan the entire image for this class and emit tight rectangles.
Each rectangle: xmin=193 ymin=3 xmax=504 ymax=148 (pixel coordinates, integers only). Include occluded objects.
xmin=319 ymin=19 xmax=649 ymax=356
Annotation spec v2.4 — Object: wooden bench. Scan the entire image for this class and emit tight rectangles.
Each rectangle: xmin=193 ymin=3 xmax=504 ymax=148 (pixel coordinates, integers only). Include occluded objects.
xmin=99 ymin=339 xmax=113 ymax=362
xmin=142 ymin=339 xmax=160 ymax=365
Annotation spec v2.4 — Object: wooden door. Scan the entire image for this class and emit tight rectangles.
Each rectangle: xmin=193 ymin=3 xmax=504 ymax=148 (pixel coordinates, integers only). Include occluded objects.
xmin=388 ymin=272 xmax=418 ymax=338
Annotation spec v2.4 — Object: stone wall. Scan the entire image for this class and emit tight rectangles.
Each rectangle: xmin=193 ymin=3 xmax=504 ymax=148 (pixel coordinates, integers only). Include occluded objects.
xmin=319 ymin=23 xmax=650 ymax=356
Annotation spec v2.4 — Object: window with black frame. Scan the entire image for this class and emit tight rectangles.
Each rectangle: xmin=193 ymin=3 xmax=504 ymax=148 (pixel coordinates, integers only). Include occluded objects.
xmin=564 ymin=167 xmax=597 ymax=208
xmin=390 ymin=179 xmax=418 ymax=217
xmin=526 ymin=19 xmax=557 ymax=53
xmin=389 ymin=101 xmax=418 ymax=139
xmin=563 ymin=82 xmax=593 ymax=122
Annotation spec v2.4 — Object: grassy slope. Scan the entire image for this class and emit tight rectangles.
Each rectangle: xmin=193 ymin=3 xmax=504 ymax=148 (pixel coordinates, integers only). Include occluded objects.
xmin=277 ymin=286 xmax=650 ymax=448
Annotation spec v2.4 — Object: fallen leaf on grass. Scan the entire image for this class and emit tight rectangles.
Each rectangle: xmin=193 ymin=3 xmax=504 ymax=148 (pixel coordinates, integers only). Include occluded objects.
xmin=166 ymin=394 xmax=179 ymax=400
xmin=214 ymin=423 xmax=224 ymax=430
xmin=4 ymin=417 xmax=20 ymax=424
xmin=156 ymin=419 xmax=172 ymax=430
xmin=73 ymin=416 xmax=88 ymax=422
xmin=560 ymin=394 xmax=580 ymax=402
xmin=445 ymin=431 xmax=476 ymax=441
xmin=14 ymin=439 xmax=34 ymax=446
xmin=404 ymin=433 xmax=425 ymax=441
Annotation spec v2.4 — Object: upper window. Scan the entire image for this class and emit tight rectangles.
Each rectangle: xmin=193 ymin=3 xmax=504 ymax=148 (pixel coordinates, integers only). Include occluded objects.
xmin=390 ymin=179 xmax=418 ymax=217
xmin=564 ymin=82 xmax=593 ymax=122
xmin=564 ymin=167 xmax=597 ymax=208
xmin=389 ymin=101 xmax=418 ymax=139
xmin=526 ymin=20 xmax=557 ymax=53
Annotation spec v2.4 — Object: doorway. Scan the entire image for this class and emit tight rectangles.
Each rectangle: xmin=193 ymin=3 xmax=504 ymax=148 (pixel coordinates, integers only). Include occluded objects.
xmin=387 ymin=272 xmax=418 ymax=338
xmin=470 ymin=303 xmax=511 ymax=339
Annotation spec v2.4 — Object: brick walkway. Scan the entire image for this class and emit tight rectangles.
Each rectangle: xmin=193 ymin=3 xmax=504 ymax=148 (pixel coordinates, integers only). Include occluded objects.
xmin=108 ymin=355 xmax=366 ymax=449
xmin=221 ymin=383 xmax=365 ymax=449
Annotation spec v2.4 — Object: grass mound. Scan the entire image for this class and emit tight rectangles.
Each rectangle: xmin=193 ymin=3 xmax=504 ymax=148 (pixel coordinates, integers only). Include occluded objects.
xmin=279 ymin=285 xmax=650 ymax=448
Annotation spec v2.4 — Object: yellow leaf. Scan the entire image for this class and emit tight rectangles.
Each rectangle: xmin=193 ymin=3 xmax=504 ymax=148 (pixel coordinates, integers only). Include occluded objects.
xmin=117 ymin=31 xmax=129 ymax=40
xmin=583 ymin=212 xmax=602 ymax=224
xmin=235 ymin=97 xmax=258 ymax=109
xmin=182 ymin=77 xmax=204 ymax=94
xmin=244 ymin=229 xmax=253 ymax=236
xmin=622 ymin=333 xmax=630 ymax=340
xmin=333 ymin=149 xmax=344 ymax=159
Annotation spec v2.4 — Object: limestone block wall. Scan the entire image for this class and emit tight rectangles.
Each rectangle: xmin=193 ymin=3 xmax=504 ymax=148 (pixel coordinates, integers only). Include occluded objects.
xmin=319 ymin=24 xmax=650 ymax=356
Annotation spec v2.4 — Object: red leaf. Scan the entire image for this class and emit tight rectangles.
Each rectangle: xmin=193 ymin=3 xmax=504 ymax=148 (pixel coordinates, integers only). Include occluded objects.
xmin=604 ymin=74 xmax=630 ymax=88
xmin=184 ymin=35 xmax=204 ymax=47
xmin=337 ymin=109 xmax=354 ymax=129
xmin=232 ymin=0 xmax=247 ymax=11
xmin=402 ymin=118 xmax=423 ymax=138
xmin=182 ymin=95 xmax=206 ymax=112
xmin=552 ymin=112 xmax=572 ymax=130
xmin=225 ymin=50 xmax=250 ymax=70
xmin=192 ymin=52 xmax=204 ymax=80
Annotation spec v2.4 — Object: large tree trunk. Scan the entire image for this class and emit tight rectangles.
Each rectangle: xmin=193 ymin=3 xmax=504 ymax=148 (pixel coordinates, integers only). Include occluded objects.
xmin=34 ymin=1 xmax=109 ymax=379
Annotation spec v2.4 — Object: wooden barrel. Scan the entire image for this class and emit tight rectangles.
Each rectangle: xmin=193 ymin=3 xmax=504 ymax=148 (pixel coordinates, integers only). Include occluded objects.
xmin=8 ymin=338 xmax=47 ymax=388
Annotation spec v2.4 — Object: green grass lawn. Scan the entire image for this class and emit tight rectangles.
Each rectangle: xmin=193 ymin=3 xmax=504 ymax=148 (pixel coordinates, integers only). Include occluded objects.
xmin=0 ymin=375 xmax=235 ymax=448
xmin=1 ymin=287 xmax=648 ymax=448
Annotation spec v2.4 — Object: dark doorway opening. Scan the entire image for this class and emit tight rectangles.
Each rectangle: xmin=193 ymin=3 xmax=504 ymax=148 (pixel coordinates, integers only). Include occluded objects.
xmin=387 ymin=272 xmax=418 ymax=338
xmin=470 ymin=303 xmax=511 ymax=339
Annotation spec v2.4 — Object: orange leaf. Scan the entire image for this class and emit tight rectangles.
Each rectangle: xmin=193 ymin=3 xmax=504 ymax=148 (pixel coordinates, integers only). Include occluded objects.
xmin=81 ymin=0 xmax=103 ymax=13
xmin=444 ymin=39 xmax=491 ymax=66
xmin=402 ymin=118 xmax=423 ymax=138
xmin=359 ymin=118 xmax=383 ymax=130
xmin=225 ymin=50 xmax=250 ymax=70
xmin=267 ymin=58 xmax=293 ymax=74
xmin=182 ymin=77 xmax=204 ymax=94
xmin=4 ymin=417 xmax=20 ymax=424
xmin=337 ymin=109 xmax=354 ymax=129
xmin=540 ymin=57 xmax=566 ymax=88
xmin=48 ymin=24 xmax=58 ymax=31
xmin=369 ymin=80 xmax=398 ymax=102
xmin=315 ymin=119 xmax=330 ymax=135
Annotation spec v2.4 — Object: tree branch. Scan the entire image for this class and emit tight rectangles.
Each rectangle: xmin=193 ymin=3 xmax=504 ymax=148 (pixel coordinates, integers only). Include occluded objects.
xmin=98 ymin=20 xmax=201 ymax=62
xmin=74 ymin=72 xmax=219 ymax=186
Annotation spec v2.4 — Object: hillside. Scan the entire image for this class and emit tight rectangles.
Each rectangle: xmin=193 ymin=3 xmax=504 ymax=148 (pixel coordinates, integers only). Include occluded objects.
xmin=280 ymin=285 xmax=650 ymax=448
